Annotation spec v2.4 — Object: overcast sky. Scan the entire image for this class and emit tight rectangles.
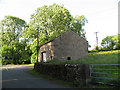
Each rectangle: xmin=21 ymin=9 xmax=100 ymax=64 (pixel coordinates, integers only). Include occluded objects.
xmin=0 ymin=0 xmax=119 ymax=50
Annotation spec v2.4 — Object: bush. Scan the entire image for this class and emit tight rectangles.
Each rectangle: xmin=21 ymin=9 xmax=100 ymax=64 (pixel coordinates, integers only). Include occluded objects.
xmin=24 ymin=60 xmax=31 ymax=64
xmin=31 ymin=53 xmax=37 ymax=64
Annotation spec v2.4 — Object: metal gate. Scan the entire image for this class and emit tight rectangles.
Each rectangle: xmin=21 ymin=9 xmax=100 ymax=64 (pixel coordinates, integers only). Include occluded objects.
xmin=90 ymin=64 xmax=120 ymax=86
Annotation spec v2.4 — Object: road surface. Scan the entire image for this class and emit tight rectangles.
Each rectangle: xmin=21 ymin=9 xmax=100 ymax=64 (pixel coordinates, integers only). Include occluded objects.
xmin=2 ymin=65 xmax=69 ymax=88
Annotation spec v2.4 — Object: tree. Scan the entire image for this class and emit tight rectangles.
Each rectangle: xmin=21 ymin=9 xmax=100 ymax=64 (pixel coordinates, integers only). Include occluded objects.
xmin=112 ymin=34 xmax=120 ymax=50
xmin=101 ymin=34 xmax=120 ymax=50
xmin=23 ymin=4 xmax=72 ymax=42
xmin=22 ymin=4 xmax=73 ymax=63
xmin=70 ymin=15 xmax=88 ymax=39
xmin=0 ymin=16 xmax=30 ymax=64
xmin=1 ymin=16 xmax=26 ymax=45
xmin=101 ymin=36 xmax=115 ymax=50
xmin=22 ymin=4 xmax=88 ymax=63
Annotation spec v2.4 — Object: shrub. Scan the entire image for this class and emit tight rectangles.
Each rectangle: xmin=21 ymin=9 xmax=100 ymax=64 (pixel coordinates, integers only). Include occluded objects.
xmin=31 ymin=53 xmax=37 ymax=64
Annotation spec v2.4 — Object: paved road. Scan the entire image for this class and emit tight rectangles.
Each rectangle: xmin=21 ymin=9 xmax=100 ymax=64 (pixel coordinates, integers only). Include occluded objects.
xmin=2 ymin=65 xmax=69 ymax=88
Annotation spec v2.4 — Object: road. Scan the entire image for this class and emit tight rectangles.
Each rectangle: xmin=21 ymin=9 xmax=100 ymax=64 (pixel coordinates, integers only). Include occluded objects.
xmin=2 ymin=65 xmax=69 ymax=88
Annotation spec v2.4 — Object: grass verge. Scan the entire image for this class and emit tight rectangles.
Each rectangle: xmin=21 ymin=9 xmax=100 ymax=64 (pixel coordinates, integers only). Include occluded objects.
xmin=28 ymin=64 xmax=34 ymax=66
xmin=2 ymin=63 xmax=34 ymax=67
xmin=2 ymin=64 xmax=31 ymax=67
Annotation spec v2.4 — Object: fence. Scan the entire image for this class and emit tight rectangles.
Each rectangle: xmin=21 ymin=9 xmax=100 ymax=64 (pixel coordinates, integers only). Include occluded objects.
xmin=90 ymin=64 xmax=120 ymax=86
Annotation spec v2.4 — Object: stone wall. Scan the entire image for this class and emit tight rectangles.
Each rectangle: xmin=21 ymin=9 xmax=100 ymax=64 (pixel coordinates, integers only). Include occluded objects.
xmin=38 ymin=42 xmax=54 ymax=62
xmin=34 ymin=63 xmax=90 ymax=85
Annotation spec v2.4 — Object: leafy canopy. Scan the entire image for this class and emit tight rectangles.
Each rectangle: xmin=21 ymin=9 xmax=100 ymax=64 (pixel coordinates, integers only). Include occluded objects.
xmin=0 ymin=15 xmax=26 ymax=45
xmin=0 ymin=16 xmax=31 ymax=64
xmin=22 ymin=4 xmax=88 ymax=63
xmin=101 ymin=34 xmax=120 ymax=50
xmin=23 ymin=4 xmax=88 ymax=45
xmin=23 ymin=4 xmax=72 ymax=42
xmin=70 ymin=15 xmax=88 ymax=39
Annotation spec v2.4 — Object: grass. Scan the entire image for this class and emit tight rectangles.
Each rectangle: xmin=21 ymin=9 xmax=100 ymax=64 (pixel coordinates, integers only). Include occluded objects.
xmin=35 ymin=50 xmax=120 ymax=88
xmin=2 ymin=64 xmax=34 ymax=67
xmin=2 ymin=64 xmax=25 ymax=67
xmin=45 ymin=50 xmax=119 ymax=65
xmin=1 ymin=50 xmax=119 ymax=88
xmin=28 ymin=64 xmax=34 ymax=66
xmin=1 ymin=63 xmax=34 ymax=67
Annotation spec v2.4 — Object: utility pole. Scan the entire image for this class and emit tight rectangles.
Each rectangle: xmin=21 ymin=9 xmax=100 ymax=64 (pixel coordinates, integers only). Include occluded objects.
xmin=94 ymin=32 xmax=99 ymax=50
xmin=37 ymin=27 xmax=39 ymax=63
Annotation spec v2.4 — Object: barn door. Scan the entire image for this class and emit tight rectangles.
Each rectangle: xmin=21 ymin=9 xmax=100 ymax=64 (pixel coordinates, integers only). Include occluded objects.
xmin=42 ymin=52 xmax=46 ymax=62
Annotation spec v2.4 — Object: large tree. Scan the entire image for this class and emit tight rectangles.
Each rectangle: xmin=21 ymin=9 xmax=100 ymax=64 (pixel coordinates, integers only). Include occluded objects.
xmin=22 ymin=4 xmax=73 ymax=63
xmin=23 ymin=4 xmax=88 ymax=42
xmin=112 ymin=34 xmax=120 ymax=50
xmin=0 ymin=16 xmax=31 ymax=64
xmin=101 ymin=34 xmax=120 ymax=50
xmin=22 ymin=4 xmax=88 ymax=63
xmin=23 ymin=4 xmax=72 ymax=42
xmin=70 ymin=15 xmax=88 ymax=39
xmin=1 ymin=16 xmax=26 ymax=44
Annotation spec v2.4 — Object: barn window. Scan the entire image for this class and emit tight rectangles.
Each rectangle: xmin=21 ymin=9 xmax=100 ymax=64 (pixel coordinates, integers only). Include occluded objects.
xmin=67 ymin=57 xmax=71 ymax=60
xmin=51 ymin=56 xmax=53 ymax=60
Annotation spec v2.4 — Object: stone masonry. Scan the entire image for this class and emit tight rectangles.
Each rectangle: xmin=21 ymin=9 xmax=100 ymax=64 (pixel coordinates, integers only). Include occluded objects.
xmin=38 ymin=30 xmax=88 ymax=62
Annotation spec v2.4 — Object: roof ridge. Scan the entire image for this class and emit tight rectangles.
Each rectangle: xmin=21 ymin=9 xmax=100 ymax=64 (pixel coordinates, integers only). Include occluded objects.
xmin=40 ymin=30 xmax=87 ymax=47
xmin=40 ymin=30 xmax=70 ymax=47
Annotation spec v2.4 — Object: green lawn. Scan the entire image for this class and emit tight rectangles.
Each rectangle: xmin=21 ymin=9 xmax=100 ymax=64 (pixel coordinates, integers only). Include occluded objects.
xmin=45 ymin=50 xmax=119 ymax=65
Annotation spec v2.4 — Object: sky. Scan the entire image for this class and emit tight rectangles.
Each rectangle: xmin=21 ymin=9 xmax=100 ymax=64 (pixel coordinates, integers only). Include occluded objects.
xmin=0 ymin=0 xmax=119 ymax=50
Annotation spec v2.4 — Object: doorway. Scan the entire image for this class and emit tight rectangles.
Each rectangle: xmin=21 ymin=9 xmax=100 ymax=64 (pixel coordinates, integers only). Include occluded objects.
xmin=42 ymin=52 xmax=46 ymax=62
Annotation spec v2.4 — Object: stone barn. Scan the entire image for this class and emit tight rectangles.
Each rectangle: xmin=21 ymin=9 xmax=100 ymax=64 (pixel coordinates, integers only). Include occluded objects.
xmin=38 ymin=30 xmax=88 ymax=62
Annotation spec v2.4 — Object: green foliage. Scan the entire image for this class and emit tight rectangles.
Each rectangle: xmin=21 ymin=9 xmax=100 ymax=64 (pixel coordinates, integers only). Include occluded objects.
xmin=1 ymin=4 xmax=88 ymax=64
xmin=21 ymin=4 xmax=88 ymax=63
xmin=0 ymin=16 xmax=26 ymax=45
xmin=70 ymin=15 xmax=88 ymax=39
xmin=0 ymin=16 xmax=31 ymax=64
xmin=1 ymin=39 xmax=31 ymax=64
xmin=31 ymin=53 xmax=37 ymax=64
xmin=113 ymin=34 xmax=120 ymax=49
xmin=23 ymin=4 xmax=72 ymax=41
xmin=101 ymin=34 xmax=120 ymax=50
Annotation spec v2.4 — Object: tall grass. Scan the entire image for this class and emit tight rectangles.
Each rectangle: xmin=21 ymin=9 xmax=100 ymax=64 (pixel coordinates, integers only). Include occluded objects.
xmin=46 ymin=50 xmax=119 ymax=65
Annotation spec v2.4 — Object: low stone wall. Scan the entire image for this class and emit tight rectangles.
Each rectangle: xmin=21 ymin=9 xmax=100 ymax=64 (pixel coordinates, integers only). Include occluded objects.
xmin=34 ymin=63 xmax=90 ymax=85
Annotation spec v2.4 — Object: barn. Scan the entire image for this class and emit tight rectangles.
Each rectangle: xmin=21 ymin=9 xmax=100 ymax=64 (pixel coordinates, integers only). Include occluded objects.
xmin=38 ymin=30 xmax=88 ymax=62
